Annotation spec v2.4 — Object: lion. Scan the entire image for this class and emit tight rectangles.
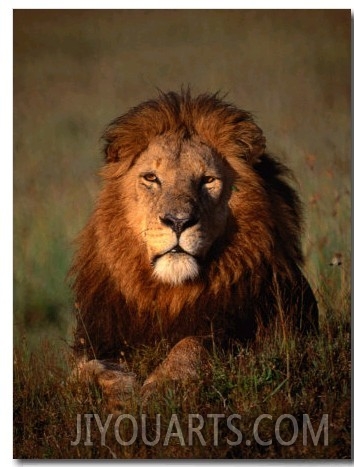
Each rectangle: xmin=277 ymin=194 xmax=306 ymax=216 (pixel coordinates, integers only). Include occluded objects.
xmin=69 ymin=90 xmax=318 ymax=407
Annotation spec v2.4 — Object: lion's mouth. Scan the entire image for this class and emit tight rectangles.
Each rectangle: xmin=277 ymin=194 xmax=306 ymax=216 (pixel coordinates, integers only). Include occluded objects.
xmin=153 ymin=245 xmax=197 ymax=264
xmin=169 ymin=245 xmax=187 ymax=254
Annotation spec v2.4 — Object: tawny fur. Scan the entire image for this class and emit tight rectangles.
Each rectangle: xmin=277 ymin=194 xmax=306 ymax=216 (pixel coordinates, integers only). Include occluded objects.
xmin=69 ymin=91 xmax=318 ymax=404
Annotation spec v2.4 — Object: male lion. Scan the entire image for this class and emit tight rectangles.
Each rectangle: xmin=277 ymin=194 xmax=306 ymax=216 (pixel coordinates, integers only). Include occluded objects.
xmin=70 ymin=90 xmax=318 ymax=406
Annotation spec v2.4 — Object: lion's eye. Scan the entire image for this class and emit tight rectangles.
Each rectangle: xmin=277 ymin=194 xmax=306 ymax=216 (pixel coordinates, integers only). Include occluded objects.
xmin=143 ymin=173 xmax=159 ymax=183
xmin=201 ymin=176 xmax=216 ymax=185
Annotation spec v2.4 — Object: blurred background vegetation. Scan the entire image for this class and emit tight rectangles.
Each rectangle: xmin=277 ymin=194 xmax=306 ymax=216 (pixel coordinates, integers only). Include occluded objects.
xmin=14 ymin=10 xmax=350 ymax=349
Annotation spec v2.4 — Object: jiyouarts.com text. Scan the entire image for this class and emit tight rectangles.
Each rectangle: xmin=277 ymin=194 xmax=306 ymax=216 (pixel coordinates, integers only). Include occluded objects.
xmin=71 ymin=413 xmax=329 ymax=447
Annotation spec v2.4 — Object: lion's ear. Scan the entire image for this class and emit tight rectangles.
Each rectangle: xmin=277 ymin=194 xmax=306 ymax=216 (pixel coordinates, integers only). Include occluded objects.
xmin=235 ymin=121 xmax=266 ymax=165
xmin=104 ymin=145 xmax=117 ymax=163
xmin=103 ymin=138 xmax=120 ymax=163
xmin=101 ymin=118 xmax=123 ymax=163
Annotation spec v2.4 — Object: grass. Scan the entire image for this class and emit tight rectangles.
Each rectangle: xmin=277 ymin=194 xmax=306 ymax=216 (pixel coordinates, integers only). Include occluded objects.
xmin=13 ymin=10 xmax=350 ymax=459
xmin=14 ymin=301 xmax=350 ymax=459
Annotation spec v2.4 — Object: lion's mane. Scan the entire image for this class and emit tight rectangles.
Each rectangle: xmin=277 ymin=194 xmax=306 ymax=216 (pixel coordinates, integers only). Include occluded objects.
xmin=70 ymin=90 xmax=317 ymax=361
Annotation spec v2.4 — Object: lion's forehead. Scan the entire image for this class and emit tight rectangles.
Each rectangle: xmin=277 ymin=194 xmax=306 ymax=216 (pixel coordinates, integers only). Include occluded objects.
xmin=137 ymin=136 xmax=222 ymax=179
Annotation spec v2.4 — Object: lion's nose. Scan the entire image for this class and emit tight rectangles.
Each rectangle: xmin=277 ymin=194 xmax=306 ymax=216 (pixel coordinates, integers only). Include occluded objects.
xmin=159 ymin=213 xmax=199 ymax=236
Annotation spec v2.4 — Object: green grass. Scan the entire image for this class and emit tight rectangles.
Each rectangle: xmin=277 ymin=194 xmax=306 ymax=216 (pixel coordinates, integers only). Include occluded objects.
xmin=13 ymin=10 xmax=350 ymax=459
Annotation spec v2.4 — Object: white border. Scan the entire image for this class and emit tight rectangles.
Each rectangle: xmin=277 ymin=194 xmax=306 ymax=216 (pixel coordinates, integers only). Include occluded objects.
xmin=6 ymin=3 xmax=351 ymax=465
xmin=7 ymin=1 xmax=354 ymax=8
xmin=0 ymin=1 xmax=13 ymax=464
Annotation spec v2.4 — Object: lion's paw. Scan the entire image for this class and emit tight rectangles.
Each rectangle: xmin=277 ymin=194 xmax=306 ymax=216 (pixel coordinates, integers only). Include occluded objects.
xmin=74 ymin=359 xmax=140 ymax=413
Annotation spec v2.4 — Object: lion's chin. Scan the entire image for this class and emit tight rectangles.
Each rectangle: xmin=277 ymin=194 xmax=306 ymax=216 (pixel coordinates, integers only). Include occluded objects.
xmin=153 ymin=253 xmax=199 ymax=285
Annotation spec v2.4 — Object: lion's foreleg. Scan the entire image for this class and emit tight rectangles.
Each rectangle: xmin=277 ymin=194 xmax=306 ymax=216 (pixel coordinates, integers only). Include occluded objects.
xmin=141 ymin=336 xmax=209 ymax=401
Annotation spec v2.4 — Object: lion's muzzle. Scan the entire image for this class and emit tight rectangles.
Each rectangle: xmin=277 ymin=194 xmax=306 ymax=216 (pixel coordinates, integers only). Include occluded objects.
xmin=159 ymin=212 xmax=199 ymax=237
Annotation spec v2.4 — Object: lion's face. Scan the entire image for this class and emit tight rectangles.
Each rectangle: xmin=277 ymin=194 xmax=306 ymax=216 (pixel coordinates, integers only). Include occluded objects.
xmin=123 ymin=135 xmax=234 ymax=285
